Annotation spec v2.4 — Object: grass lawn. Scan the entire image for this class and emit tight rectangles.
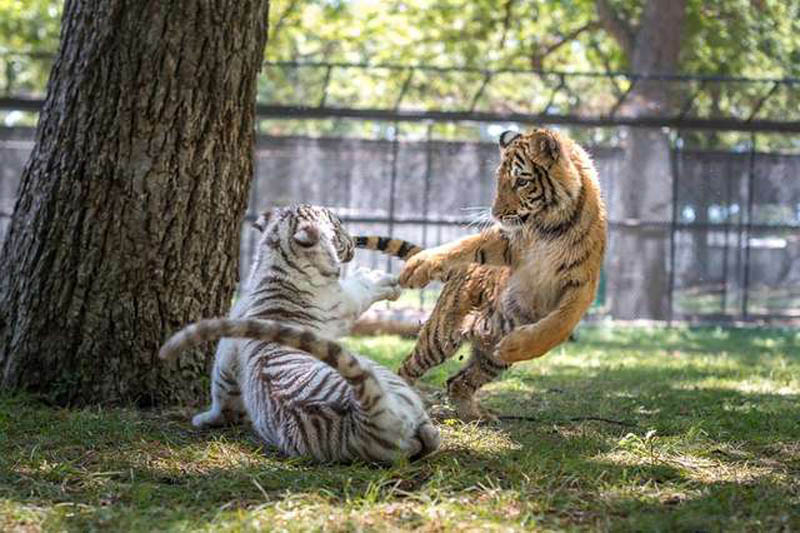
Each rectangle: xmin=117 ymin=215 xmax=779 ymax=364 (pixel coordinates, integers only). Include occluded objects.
xmin=1 ymin=326 xmax=799 ymax=531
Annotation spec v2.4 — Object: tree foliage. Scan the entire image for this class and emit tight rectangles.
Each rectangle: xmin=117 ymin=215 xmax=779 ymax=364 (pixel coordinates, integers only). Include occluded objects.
xmin=1 ymin=1 xmax=798 ymax=145
xmin=258 ymin=1 xmax=798 ymax=145
xmin=3 ymin=1 xmax=797 ymax=88
xmin=0 ymin=0 xmax=61 ymax=94
xmin=264 ymin=0 xmax=798 ymax=77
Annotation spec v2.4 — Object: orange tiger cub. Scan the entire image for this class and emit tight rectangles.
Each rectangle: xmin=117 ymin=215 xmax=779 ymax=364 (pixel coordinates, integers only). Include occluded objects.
xmin=397 ymin=127 xmax=607 ymax=421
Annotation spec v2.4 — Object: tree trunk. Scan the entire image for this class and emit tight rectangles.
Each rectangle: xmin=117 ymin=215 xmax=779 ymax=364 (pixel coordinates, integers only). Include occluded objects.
xmin=600 ymin=0 xmax=686 ymax=319
xmin=0 ymin=0 xmax=270 ymax=406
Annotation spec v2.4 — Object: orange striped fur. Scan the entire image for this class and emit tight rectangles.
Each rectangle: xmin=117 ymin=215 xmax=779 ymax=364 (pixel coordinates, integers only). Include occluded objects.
xmin=396 ymin=128 xmax=607 ymax=421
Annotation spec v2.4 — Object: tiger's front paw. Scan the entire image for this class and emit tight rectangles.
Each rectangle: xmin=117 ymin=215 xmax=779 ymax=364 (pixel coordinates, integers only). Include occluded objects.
xmin=399 ymin=251 xmax=444 ymax=288
xmin=496 ymin=333 xmax=530 ymax=364
xmin=350 ymin=267 xmax=401 ymax=303
xmin=374 ymin=273 xmax=402 ymax=301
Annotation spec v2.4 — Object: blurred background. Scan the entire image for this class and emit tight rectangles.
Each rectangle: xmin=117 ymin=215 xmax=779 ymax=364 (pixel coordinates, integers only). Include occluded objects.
xmin=1 ymin=0 xmax=798 ymax=325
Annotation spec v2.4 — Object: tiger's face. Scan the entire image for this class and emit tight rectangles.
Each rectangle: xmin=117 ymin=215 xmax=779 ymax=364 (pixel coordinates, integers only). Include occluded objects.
xmin=491 ymin=128 xmax=582 ymax=230
xmin=252 ymin=205 xmax=355 ymax=276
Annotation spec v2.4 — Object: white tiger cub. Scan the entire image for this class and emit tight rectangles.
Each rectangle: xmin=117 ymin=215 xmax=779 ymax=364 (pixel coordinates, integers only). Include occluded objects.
xmin=160 ymin=205 xmax=440 ymax=463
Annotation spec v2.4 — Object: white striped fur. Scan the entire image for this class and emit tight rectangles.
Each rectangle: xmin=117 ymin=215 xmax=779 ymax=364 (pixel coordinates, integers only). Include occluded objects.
xmin=161 ymin=205 xmax=439 ymax=463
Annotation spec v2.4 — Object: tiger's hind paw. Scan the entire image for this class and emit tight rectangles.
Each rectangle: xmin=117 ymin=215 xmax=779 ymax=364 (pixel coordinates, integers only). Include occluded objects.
xmin=448 ymin=386 xmax=499 ymax=424
xmin=454 ymin=402 xmax=500 ymax=424
xmin=192 ymin=410 xmax=225 ymax=428
xmin=192 ymin=408 xmax=246 ymax=428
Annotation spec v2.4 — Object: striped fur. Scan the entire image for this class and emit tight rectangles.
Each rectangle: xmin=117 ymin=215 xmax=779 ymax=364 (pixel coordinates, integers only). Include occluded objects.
xmin=160 ymin=318 xmax=439 ymax=463
xmin=397 ymin=128 xmax=607 ymax=421
xmin=354 ymin=236 xmax=423 ymax=261
xmin=162 ymin=205 xmax=439 ymax=463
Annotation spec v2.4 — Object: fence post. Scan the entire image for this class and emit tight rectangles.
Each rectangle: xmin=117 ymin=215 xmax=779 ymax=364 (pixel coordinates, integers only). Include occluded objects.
xmin=721 ymin=156 xmax=734 ymax=315
xmin=667 ymin=131 xmax=682 ymax=326
xmin=742 ymin=133 xmax=757 ymax=319
xmin=244 ymin=141 xmax=261 ymax=283
xmin=420 ymin=122 xmax=434 ymax=309
xmin=386 ymin=120 xmax=400 ymax=271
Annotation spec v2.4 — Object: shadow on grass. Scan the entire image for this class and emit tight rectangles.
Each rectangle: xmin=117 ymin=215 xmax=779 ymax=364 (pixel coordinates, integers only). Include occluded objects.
xmin=2 ymin=323 xmax=799 ymax=530
xmin=486 ymin=359 xmax=800 ymax=462
xmin=2 ymin=376 xmax=799 ymax=530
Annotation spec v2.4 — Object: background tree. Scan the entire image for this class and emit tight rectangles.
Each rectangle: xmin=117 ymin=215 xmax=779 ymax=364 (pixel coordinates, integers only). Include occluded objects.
xmin=595 ymin=0 xmax=686 ymax=319
xmin=0 ymin=0 xmax=270 ymax=405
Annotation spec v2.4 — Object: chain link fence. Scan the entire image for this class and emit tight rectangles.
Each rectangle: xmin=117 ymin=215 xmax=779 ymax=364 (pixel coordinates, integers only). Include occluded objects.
xmin=2 ymin=127 xmax=798 ymax=322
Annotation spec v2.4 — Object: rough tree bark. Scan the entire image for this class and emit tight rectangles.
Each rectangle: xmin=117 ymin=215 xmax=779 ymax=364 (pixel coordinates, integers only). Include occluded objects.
xmin=597 ymin=0 xmax=686 ymax=319
xmin=0 ymin=0 xmax=270 ymax=405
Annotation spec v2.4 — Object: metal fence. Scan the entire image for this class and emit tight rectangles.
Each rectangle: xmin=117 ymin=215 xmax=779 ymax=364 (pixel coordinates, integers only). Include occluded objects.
xmin=2 ymin=60 xmax=799 ymax=323
xmin=2 ymin=127 xmax=799 ymax=322
xmin=254 ymin=61 xmax=800 ymax=133
xmin=670 ymin=144 xmax=800 ymax=321
xmin=3 ymin=59 xmax=798 ymax=132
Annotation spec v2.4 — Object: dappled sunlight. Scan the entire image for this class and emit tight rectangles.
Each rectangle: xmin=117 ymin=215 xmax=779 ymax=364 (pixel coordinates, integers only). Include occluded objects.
xmin=566 ymin=326 xmax=800 ymax=360
xmin=676 ymin=377 xmax=799 ymax=396
xmin=133 ymin=437 xmax=271 ymax=480
xmin=609 ymin=390 xmax=637 ymax=399
xmin=2 ymin=326 xmax=799 ymax=530
xmin=0 ymin=500 xmax=48 ymax=532
xmin=222 ymin=496 xmax=534 ymax=532
xmin=437 ymin=422 xmax=523 ymax=457
xmin=483 ymin=376 xmax=540 ymax=396
xmin=581 ymin=427 xmax=797 ymax=531
xmin=592 ymin=446 xmax=775 ymax=486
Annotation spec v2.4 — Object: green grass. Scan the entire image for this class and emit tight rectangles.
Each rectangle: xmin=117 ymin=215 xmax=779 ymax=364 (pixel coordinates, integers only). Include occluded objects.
xmin=2 ymin=326 xmax=799 ymax=531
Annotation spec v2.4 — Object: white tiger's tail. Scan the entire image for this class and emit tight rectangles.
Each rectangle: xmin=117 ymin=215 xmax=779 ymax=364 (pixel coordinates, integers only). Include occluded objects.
xmin=159 ymin=318 xmax=385 ymax=410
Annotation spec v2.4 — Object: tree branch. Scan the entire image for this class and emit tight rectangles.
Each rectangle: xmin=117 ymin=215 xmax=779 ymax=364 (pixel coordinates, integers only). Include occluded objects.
xmin=497 ymin=0 xmax=516 ymax=50
xmin=270 ymin=0 xmax=300 ymax=44
xmin=588 ymin=39 xmax=624 ymax=93
xmin=595 ymin=0 xmax=635 ymax=57
xmin=530 ymin=21 xmax=598 ymax=70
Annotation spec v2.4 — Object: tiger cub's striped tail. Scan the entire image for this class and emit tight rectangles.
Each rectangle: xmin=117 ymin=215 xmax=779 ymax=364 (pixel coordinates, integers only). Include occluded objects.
xmin=159 ymin=318 xmax=385 ymax=411
xmin=354 ymin=236 xmax=422 ymax=261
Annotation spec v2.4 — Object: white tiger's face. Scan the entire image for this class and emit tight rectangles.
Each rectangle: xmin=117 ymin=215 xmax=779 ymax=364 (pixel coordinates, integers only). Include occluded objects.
xmin=253 ymin=205 xmax=354 ymax=277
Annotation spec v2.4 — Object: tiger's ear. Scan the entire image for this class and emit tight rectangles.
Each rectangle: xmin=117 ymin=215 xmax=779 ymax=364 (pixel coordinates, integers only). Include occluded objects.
xmin=252 ymin=210 xmax=273 ymax=233
xmin=539 ymin=134 xmax=560 ymax=162
xmin=293 ymin=224 xmax=320 ymax=248
xmin=499 ymin=130 xmax=521 ymax=149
